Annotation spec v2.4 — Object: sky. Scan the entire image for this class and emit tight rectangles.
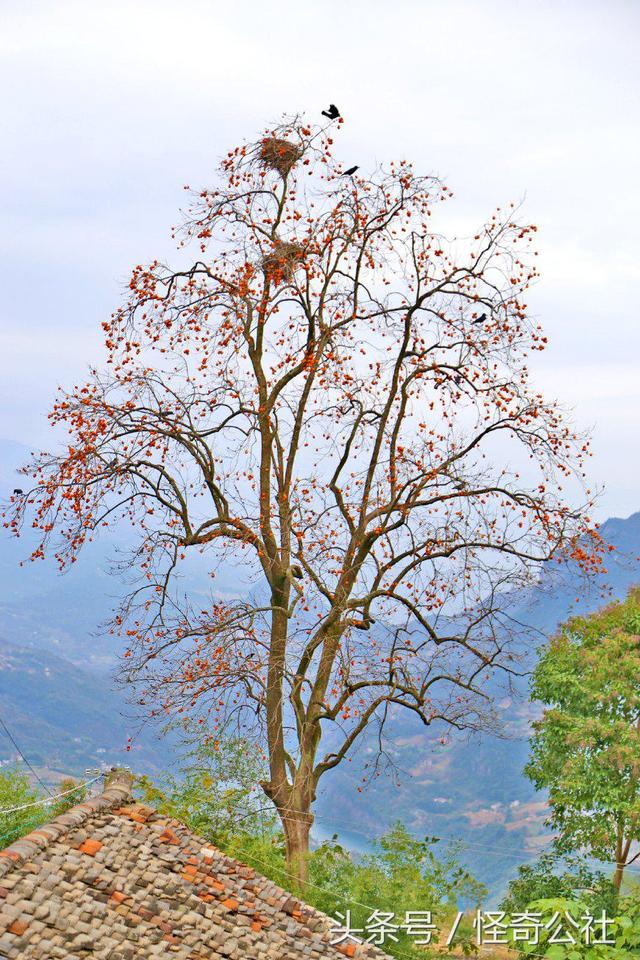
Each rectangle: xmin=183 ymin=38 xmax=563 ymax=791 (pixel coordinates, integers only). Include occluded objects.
xmin=0 ymin=0 xmax=638 ymax=520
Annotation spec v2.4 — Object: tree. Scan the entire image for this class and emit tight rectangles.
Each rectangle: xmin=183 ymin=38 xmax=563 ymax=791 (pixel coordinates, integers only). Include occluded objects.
xmin=5 ymin=115 xmax=602 ymax=884
xmin=136 ymin=726 xmax=273 ymax=845
xmin=0 ymin=766 xmax=41 ymax=846
xmin=500 ymin=850 xmax=616 ymax=919
xmin=308 ymin=823 xmax=485 ymax=957
xmin=0 ymin=768 xmax=86 ymax=848
xmin=526 ymin=588 xmax=640 ymax=892
xmin=48 ymin=777 xmax=87 ymax=818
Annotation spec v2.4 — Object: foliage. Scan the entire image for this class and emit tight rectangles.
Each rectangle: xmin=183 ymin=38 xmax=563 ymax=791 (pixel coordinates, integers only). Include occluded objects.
xmin=0 ymin=766 xmax=42 ymax=846
xmin=0 ymin=766 xmax=86 ymax=848
xmin=501 ymin=851 xmax=617 ymax=919
xmin=304 ymin=825 xmax=486 ymax=957
xmin=49 ymin=777 xmax=87 ymax=817
xmin=136 ymin=729 xmax=273 ymax=845
xmin=526 ymin=588 xmax=640 ymax=889
xmin=507 ymin=894 xmax=640 ymax=958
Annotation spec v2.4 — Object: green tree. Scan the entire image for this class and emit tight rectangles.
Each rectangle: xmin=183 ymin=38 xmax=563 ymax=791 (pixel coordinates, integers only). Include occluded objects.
xmin=500 ymin=850 xmax=616 ymax=918
xmin=136 ymin=729 xmax=274 ymax=845
xmin=0 ymin=766 xmax=41 ymax=846
xmin=511 ymin=893 xmax=640 ymax=959
xmin=526 ymin=588 xmax=640 ymax=892
xmin=0 ymin=768 xmax=88 ymax=849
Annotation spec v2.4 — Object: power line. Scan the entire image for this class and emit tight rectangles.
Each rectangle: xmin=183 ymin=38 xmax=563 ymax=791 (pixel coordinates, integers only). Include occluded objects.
xmin=0 ymin=812 xmax=50 ymax=847
xmin=220 ymin=842 xmax=596 ymax=960
xmin=248 ymin=801 xmax=551 ymax=864
xmin=251 ymin=801 xmax=640 ymax=877
xmin=0 ymin=775 xmax=102 ymax=816
xmin=0 ymin=713 xmax=53 ymax=797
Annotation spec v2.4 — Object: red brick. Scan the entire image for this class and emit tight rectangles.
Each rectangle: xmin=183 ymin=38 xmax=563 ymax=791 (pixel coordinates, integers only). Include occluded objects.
xmin=8 ymin=920 xmax=28 ymax=936
xmin=221 ymin=897 xmax=239 ymax=911
xmin=79 ymin=838 xmax=103 ymax=856
xmin=160 ymin=828 xmax=179 ymax=845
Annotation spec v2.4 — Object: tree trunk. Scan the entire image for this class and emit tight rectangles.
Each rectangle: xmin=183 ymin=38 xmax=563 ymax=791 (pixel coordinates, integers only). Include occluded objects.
xmin=613 ymin=827 xmax=627 ymax=894
xmin=612 ymin=861 xmax=625 ymax=893
xmin=280 ymin=805 xmax=313 ymax=889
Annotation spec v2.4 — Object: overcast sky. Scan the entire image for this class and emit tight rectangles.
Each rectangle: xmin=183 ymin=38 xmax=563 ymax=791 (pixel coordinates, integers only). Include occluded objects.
xmin=0 ymin=0 xmax=638 ymax=520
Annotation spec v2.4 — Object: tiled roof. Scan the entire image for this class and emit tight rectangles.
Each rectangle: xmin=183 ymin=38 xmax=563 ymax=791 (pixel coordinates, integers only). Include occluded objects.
xmin=0 ymin=771 xmax=389 ymax=959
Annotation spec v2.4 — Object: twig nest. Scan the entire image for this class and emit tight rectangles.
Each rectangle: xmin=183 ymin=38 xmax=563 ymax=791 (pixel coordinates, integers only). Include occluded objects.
xmin=259 ymin=137 xmax=303 ymax=177
xmin=262 ymin=240 xmax=305 ymax=283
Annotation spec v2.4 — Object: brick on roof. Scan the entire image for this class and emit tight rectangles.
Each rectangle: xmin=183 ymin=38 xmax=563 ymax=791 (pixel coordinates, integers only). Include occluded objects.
xmin=0 ymin=772 xmax=390 ymax=959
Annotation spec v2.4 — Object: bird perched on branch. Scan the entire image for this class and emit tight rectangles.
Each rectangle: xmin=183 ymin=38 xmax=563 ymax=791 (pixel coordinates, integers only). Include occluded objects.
xmin=321 ymin=104 xmax=340 ymax=120
xmin=472 ymin=312 xmax=487 ymax=325
xmin=13 ymin=488 xmax=23 ymax=495
xmin=343 ymin=165 xmax=359 ymax=176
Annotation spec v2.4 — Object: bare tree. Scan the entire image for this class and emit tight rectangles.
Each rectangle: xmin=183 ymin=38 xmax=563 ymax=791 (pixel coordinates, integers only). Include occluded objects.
xmin=6 ymin=116 xmax=602 ymax=884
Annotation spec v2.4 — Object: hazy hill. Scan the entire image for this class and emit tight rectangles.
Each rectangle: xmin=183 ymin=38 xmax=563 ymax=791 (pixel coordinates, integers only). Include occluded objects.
xmin=0 ymin=636 xmax=169 ymax=775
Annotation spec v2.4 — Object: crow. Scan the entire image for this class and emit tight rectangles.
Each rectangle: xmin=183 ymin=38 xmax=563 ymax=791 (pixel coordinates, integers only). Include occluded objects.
xmin=472 ymin=312 xmax=487 ymax=325
xmin=321 ymin=104 xmax=340 ymax=120
xmin=343 ymin=165 xmax=359 ymax=176
xmin=13 ymin=488 xmax=23 ymax=495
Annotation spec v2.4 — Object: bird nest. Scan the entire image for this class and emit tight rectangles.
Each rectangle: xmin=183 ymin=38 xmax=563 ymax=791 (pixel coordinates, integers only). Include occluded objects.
xmin=262 ymin=240 xmax=305 ymax=283
xmin=259 ymin=137 xmax=303 ymax=177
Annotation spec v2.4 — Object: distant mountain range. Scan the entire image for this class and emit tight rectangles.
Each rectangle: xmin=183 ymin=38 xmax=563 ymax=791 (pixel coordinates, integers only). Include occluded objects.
xmin=0 ymin=637 xmax=169 ymax=775
xmin=2 ymin=437 xmax=639 ymax=897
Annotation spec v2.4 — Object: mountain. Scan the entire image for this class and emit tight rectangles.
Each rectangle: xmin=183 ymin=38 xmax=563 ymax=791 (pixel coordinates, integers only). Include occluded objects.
xmin=2 ymin=437 xmax=640 ymax=897
xmin=0 ymin=636 xmax=170 ymax=775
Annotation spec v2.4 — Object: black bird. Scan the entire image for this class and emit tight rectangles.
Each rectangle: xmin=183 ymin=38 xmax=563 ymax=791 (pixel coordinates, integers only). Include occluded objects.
xmin=321 ymin=103 xmax=340 ymax=120
xmin=472 ymin=312 xmax=487 ymax=325
xmin=13 ymin=488 xmax=23 ymax=495
xmin=343 ymin=165 xmax=359 ymax=176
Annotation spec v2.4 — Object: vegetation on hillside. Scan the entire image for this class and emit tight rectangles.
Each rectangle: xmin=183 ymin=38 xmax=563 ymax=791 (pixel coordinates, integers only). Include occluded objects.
xmin=0 ymin=766 xmax=86 ymax=847
xmin=136 ymin=732 xmax=485 ymax=958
